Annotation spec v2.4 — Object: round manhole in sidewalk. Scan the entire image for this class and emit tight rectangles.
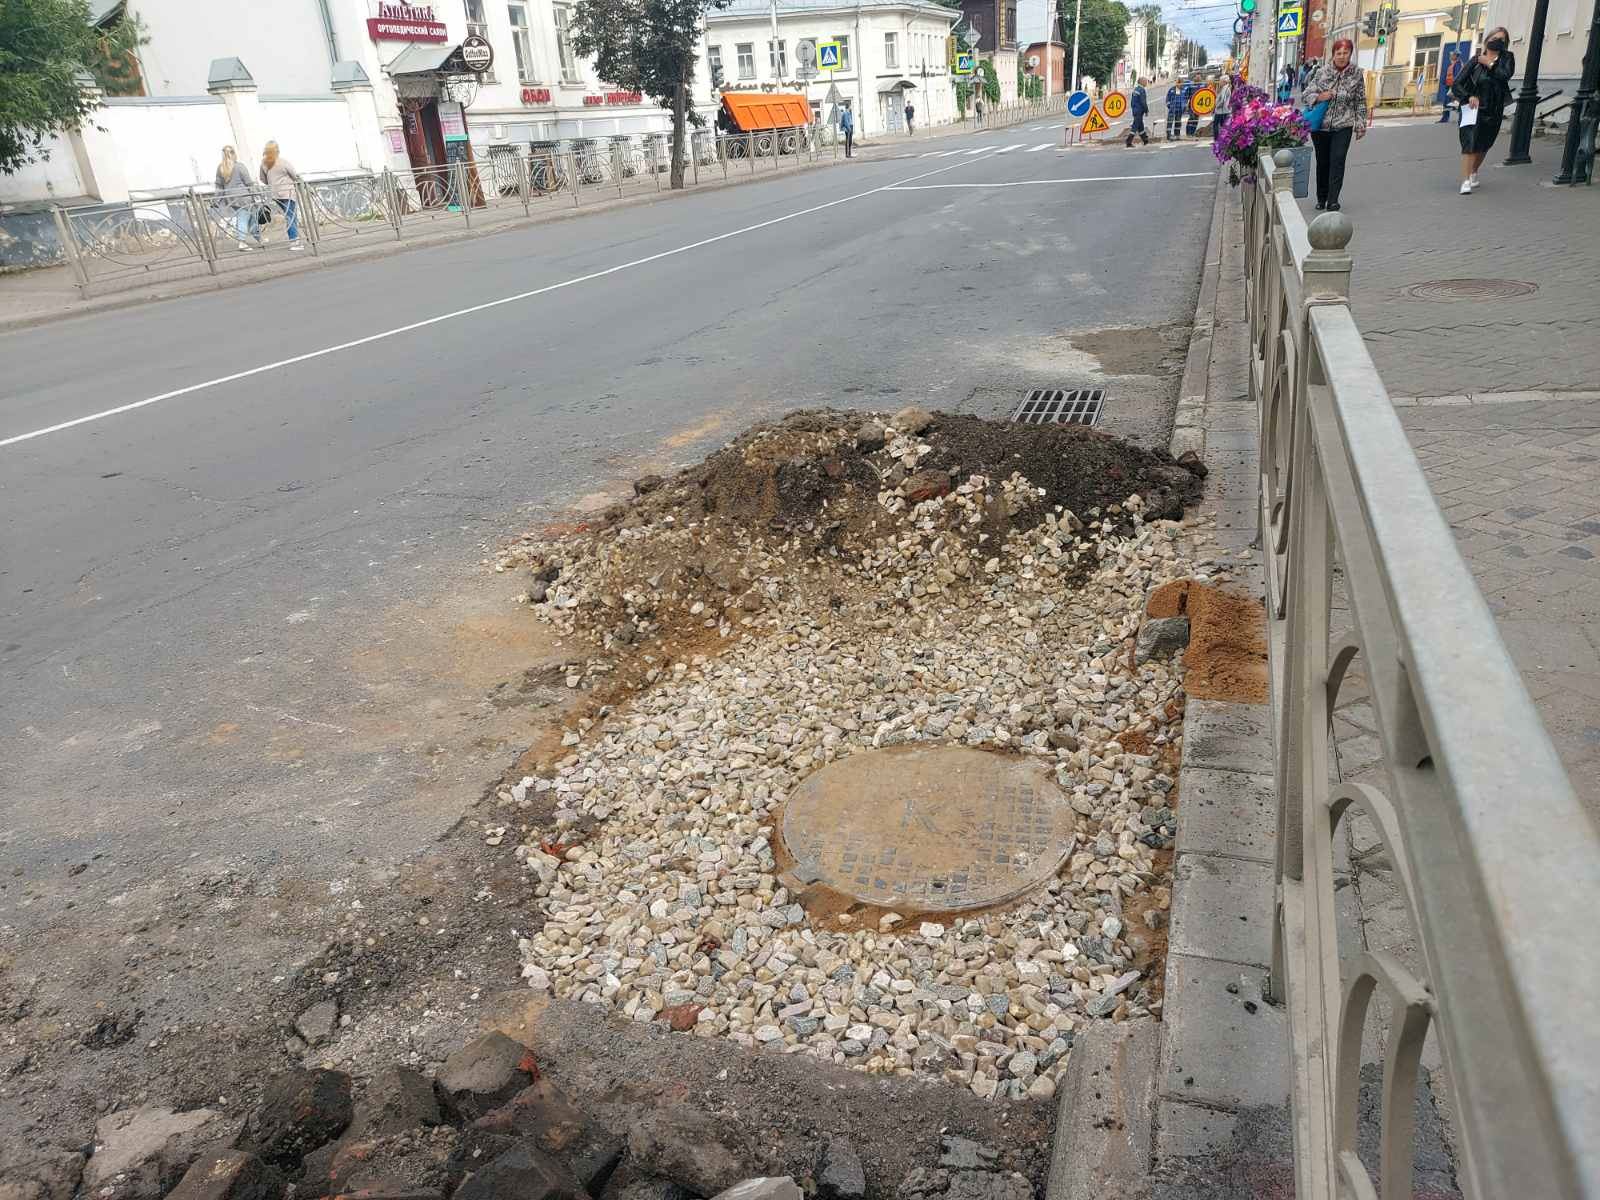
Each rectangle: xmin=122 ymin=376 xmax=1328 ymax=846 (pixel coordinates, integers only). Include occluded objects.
xmin=1400 ymin=278 xmax=1539 ymax=301
xmin=779 ymin=746 xmax=1078 ymax=913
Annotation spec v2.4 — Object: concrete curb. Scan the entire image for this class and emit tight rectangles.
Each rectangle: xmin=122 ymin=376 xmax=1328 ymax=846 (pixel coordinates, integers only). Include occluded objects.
xmin=1170 ymin=167 xmax=1229 ymax=460
xmin=1045 ymin=1021 xmax=1158 ymax=1200
xmin=0 ymin=153 xmax=854 ymax=334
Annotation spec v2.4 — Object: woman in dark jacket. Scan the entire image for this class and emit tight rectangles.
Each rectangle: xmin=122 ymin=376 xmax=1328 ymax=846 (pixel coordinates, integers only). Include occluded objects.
xmin=1452 ymin=26 xmax=1515 ymax=193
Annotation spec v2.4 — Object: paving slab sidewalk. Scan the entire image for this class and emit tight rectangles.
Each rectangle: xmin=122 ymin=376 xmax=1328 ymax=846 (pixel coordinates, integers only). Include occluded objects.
xmin=1304 ymin=121 xmax=1600 ymax=821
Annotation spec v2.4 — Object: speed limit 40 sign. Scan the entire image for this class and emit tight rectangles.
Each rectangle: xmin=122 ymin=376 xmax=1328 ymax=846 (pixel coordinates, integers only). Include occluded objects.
xmin=1102 ymin=91 xmax=1127 ymax=119
xmin=1190 ymin=86 xmax=1217 ymax=116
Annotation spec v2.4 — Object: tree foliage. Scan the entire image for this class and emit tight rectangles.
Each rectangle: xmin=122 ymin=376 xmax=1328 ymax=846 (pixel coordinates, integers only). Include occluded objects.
xmin=0 ymin=0 xmax=137 ymax=174
xmin=978 ymin=57 xmax=1000 ymax=103
xmin=569 ymin=0 xmax=725 ymax=188
xmin=1057 ymin=0 xmax=1129 ymax=89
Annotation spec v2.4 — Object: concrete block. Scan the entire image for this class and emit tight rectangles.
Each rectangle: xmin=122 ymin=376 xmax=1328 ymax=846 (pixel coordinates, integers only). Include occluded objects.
xmin=1175 ymin=768 xmax=1276 ymax=863
xmin=1159 ymin=955 xmax=1289 ymax=1111
xmin=1045 ymin=1021 xmax=1159 ymax=1200
xmin=1168 ymin=855 xmax=1275 ymax=968
xmin=1155 ymin=1101 xmax=1237 ymax=1158
xmin=1181 ymin=700 xmax=1274 ymax=776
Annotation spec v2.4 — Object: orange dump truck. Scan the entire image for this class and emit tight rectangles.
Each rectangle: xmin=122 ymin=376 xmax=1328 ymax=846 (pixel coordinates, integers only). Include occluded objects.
xmin=717 ymin=92 xmax=812 ymax=156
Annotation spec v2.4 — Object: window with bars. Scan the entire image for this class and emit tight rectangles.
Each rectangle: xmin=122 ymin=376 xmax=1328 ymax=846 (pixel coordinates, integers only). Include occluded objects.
xmin=507 ymin=2 xmax=536 ymax=82
xmin=553 ymin=3 xmax=580 ymax=82
xmin=736 ymin=42 xmax=755 ymax=79
xmin=769 ymin=39 xmax=787 ymax=78
xmin=884 ymin=31 xmax=898 ymax=68
xmin=463 ymin=0 xmax=497 ymax=80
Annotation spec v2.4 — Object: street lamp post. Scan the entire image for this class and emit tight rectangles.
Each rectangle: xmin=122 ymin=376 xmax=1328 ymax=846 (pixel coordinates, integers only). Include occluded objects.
xmin=1504 ymin=0 xmax=1551 ymax=163
xmin=1553 ymin=0 xmax=1600 ymax=182
xmin=1070 ymin=0 xmax=1083 ymax=89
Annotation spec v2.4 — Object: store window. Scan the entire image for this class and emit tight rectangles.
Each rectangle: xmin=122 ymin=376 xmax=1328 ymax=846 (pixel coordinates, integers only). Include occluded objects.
xmin=464 ymin=0 xmax=497 ymax=81
xmin=884 ymin=31 xmax=898 ymax=68
xmin=737 ymin=42 xmax=756 ymax=79
xmin=553 ymin=3 xmax=581 ymax=83
xmin=1412 ymin=32 xmax=1442 ymax=84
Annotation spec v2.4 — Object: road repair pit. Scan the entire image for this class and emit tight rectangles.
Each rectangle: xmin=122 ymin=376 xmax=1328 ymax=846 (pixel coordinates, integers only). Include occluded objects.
xmin=779 ymin=746 xmax=1078 ymax=913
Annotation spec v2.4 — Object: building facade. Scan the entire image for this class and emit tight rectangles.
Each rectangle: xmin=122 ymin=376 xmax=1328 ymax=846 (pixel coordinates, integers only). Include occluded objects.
xmin=1485 ymin=0 xmax=1594 ymax=95
xmin=959 ymin=0 xmax=1023 ymax=102
xmin=1021 ymin=40 xmax=1066 ymax=93
xmin=701 ymin=0 xmax=961 ymax=137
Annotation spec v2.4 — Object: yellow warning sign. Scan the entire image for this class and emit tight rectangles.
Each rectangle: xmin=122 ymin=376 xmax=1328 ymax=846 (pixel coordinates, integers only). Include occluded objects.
xmin=1102 ymin=91 xmax=1128 ymax=119
xmin=1080 ymin=103 xmax=1110 ymax=134
xmin=1190 ymin=86 xmax=1217 ymax=116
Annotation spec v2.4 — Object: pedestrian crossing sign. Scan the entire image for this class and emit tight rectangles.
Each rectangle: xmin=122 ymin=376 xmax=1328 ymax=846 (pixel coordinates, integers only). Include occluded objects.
xmin=1277 ymin=8 xmax=1302 ymax=35
xmin=954 ymin=51 xmax=975 ymax=74
xmin=1080 ymin=103 xmax=1110 ymax=134
xmin=817 ymin=40 xmax=842 ymax=69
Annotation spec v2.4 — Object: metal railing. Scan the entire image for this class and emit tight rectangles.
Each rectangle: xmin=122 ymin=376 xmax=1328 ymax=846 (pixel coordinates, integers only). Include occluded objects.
xmin=1244 ymin=146 xmax=1599 ymax=1200
xmin=48 ymin=128 xmax=843 ymax=295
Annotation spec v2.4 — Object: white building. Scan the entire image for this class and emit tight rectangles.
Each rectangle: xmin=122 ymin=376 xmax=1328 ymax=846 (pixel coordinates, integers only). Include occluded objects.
xmin=1 ymin=0 xmax=680 ymax=209
xmin=1484 ymin=0 xmax=1594 ymax=100
xmin=701 ymin=0 xmax=961 ymax=137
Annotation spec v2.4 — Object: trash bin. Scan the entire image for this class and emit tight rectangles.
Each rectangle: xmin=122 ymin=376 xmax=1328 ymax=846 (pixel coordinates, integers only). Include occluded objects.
xmin=1290 ymin=145 xmax=1312 ymax=198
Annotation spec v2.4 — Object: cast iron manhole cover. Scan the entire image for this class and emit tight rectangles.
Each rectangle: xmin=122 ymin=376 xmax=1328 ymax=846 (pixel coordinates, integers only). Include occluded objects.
xmin=780 ymin=746 xmax=1078 ymax=912
xmin=1400 ymin=278 xmax=1539 ymax=301
xmin=1012 ymin=388 xmax=1105 ymax=426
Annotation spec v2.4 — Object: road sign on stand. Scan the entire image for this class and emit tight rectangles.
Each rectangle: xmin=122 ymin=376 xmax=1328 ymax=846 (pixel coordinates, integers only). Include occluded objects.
xmin=1080 ymin=103 xmax=1110 ymax=134
xmin=1189 ymin=86 xmax=1217 ymax=116
xmin=825 ymin=82 xmax=842 ymax=105
xmin=1277 ymin=6 xmax=1302 ymax=35
xmin=1066 ymin=90 xmax=1091 ymax=117
xmin=1102 ymin=90 xmax=1127 ymax=118
xmin=954 ymin=51 xmax=975 ymax=74
xmin=818 ymin=40 xmax=842 ymax=70
xmin=796 ymin=38 xmax=819 ymax=79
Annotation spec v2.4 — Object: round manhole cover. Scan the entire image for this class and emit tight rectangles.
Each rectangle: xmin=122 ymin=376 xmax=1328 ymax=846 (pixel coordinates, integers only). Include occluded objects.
xmin=1401 ymin=278 xmax=1539 ymax=301
xmin=780 ymin=746 xmax=1078 ymax=913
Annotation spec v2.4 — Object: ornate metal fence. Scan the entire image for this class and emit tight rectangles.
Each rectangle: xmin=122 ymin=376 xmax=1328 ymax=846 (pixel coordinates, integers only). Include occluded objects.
xmin=1244 ymin=147 xmax=1600 ymax=1200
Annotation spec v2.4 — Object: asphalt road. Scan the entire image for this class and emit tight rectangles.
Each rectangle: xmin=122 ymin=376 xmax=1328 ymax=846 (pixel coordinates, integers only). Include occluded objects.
xmin=0 ymin=128 xmax=1216 ymax=934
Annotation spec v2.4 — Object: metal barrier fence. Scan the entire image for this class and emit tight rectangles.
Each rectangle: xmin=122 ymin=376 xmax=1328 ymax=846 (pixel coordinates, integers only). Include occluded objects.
xmin=1244 ymin=147 xmax=1599 ymax=1200
xmin=50 ymin=129 xmax=852 ymax=294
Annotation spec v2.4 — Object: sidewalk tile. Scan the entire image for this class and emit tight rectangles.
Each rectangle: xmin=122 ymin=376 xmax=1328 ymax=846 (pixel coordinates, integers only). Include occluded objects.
xmin=1176 ymin=769 xmax=1276 ymax=863
xmin=1168 ymin=855 xmax=1275 ymax=968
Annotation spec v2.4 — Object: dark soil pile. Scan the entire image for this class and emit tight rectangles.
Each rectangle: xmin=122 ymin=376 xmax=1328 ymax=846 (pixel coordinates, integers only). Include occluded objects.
xmin=498 ymin=408 xmax=1205 ymax=651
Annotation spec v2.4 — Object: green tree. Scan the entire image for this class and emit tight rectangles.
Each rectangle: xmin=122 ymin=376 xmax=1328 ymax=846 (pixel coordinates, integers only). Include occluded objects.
xmin=570 ymin=0 xmax=726 ymax=189
xmin=0 ymin=0 xmax=136 ymax=174
xmin=1057 ymin=0 xmax=1129 ymax=90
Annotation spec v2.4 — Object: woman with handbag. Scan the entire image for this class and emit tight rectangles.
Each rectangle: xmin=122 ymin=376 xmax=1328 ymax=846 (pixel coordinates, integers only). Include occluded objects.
xmin=213 ymin=146 xmax=262 ymax=250
xmin=1452 ymin=27 xmax=1515 ymax=194
xmin=260 ymin=140 xmax=304 ymax=250
xmin=1304 ymin=38 xmax=1368 ymax=212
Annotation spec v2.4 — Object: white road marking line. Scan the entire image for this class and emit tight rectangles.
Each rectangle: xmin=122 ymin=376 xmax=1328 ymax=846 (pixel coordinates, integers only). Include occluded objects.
xmin=962 ymin=146 xmax=993 ymax=156
xmin=1 ymin=154 xmax=996 ymax=450
xmin=1026 ymin=143 xmax=1053 ymax=152
xmin=885 ymin=170 xmax=1212 ymax=190
xmin=938 ymin=149 xmax=966 ymax=157
xmin=993 ymin=143 xmax=1026 ymax=153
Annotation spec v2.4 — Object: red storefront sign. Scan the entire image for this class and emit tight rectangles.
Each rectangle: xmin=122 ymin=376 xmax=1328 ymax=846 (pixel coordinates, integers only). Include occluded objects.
xmin=367 ymin=2 xmax=447 ymax=41
xmin=521 ymin=86 xmax=552 ymax=104
xmin=582 ymin=91 xmax=644 ymax=106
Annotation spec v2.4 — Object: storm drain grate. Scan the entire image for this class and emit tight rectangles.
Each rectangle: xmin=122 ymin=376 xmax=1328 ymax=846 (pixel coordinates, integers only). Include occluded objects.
xmin=1012 ymin=388 xmax=1105 ymax=426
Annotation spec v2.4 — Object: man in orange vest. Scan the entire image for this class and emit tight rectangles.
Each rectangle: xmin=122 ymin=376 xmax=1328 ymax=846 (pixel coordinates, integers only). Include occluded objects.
xmin=1440 ymin=49 xmax=1462 ymax=122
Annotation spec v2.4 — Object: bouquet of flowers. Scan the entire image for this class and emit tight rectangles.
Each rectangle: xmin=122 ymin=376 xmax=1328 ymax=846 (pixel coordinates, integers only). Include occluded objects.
xmin=1213 ymin=80 xmax=1310 ymax=187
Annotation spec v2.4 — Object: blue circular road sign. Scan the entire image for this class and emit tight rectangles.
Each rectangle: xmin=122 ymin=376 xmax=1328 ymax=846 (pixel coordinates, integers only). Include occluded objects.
xmin=1067 ymin=90 xmax=1091 ymax=117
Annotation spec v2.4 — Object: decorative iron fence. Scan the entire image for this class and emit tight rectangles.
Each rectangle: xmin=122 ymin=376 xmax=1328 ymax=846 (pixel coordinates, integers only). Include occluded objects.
xmin=1243 ymin=147 xmax=1600 ymax=1200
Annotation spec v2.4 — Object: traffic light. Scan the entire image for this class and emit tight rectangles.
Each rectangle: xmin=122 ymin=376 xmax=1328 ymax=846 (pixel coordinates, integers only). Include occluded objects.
xmin=1239 ymin=0 xmax=1256 ymax=12
xmin=1362 ymin=9 xmax=1378 ymax=36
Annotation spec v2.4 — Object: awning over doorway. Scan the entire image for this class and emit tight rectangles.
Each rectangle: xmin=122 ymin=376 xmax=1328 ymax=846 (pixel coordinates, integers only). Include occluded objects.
xmin=386 ymin=42 xmax=462 ymax=75
xmin=877 ymin=79 xmax=918 ymax=93
xmin=720 ymin=91 xmax=812 ymax=130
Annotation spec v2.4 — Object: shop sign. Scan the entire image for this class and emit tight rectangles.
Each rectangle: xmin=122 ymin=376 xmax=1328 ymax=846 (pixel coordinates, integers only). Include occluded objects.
xmin=367 ymin=1 xmax=447 ymax=41
xmin=521 ymin=86 xmax=553 ymax=104
xmin=385 ymin=127 xmax=406 ymax=154
xmin=582 ymin=91 xmax=644 ymax=106
xmin=460 ymin=33 xmax=494 ymax=72
xmin=439 ymin=100 xmax=468 ymax=140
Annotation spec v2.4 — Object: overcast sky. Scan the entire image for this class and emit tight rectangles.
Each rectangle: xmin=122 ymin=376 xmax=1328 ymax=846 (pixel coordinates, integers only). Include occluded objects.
xmin=1015 ymin=0 xmax=1231 ymax=58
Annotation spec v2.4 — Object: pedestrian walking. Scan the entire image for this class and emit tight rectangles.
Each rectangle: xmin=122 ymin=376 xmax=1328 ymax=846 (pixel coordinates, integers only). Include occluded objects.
xmin=1305 ymin=39 xmax=1368 ymax=211
xmin=975 ymin=97 xmax=985 ymax=126
xmin=1126 ymin=77 xmax=1150 ymax=146
xmin=259 ymin=140 xmax=303 ymax=249
xmin=213 ymin=145 xmax=261 ymax=251
xmin=1277 ymin=66 xmax=1296 ymax=103
xmin=1452 ymin=27 xmax=1515 ymax=193
xmin=839 ymin=105 xmax=855 ymax=157
xmin=1440 ymin=49 xmax=1463 ymax=122
xmin=1165 ymin=79 xmax=1184 ymax=138
xmin=905 ymin=100 xmax=915 ymax=134
xmin=1214 ymin=75 xmax=1233 ymax=139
